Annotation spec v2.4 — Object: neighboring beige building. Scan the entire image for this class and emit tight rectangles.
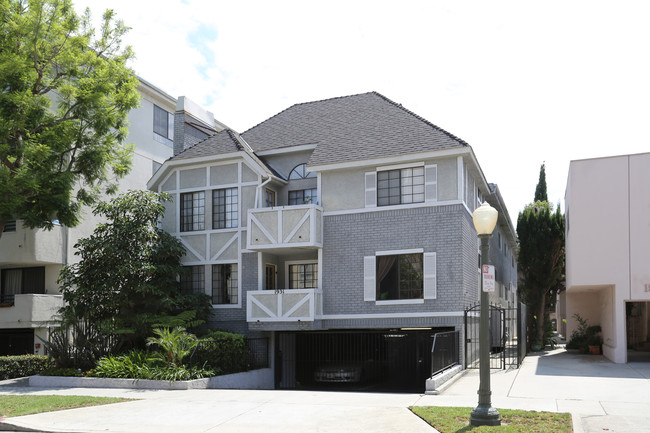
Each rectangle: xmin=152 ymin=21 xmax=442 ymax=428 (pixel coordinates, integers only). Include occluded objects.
xmin=565 ymin=152 xmax=650 ymax=363
xmin=0 ymin=79 xmax=223 ymax=356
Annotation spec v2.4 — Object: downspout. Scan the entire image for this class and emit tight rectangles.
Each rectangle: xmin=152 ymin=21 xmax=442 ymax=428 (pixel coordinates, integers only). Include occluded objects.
xmin=256 ymin=176 xmax=272 ymax=208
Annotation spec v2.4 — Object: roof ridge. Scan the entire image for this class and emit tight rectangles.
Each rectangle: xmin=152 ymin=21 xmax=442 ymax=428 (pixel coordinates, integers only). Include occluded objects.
xmin=242 ymin=91 xmax=376 ymax=135
xmin=370 ymin=92 xmax=469 ymax=147
xmin=173 ymin=128 xmax=238 ymax=158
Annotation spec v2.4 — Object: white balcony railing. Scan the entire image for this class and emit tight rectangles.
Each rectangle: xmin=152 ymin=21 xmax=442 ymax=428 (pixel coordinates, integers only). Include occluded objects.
xmin=247 ymin=205 xmax=322 ymax=251
xmin=0 ymin=294 xmax=63 ymax=326
xmin=247 ymin=289 xmax=322 ymax=322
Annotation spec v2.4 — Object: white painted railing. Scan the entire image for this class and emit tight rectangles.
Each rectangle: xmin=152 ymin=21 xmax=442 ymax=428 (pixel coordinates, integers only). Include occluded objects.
xmin=247 ymin=289 xmax=322 ymax=322
xmin=247 ymin=205 xmax=322 ymax=250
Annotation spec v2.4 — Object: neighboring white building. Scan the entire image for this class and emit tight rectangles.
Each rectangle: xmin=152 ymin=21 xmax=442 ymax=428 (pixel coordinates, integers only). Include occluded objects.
xmin=565 ymin=152 xmax=650 ymax=363
xmin=0 ymin=79 xmax=223 ymax=356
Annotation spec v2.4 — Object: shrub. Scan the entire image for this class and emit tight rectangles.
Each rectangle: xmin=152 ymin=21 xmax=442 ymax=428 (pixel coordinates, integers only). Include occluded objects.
xmin=91 ymin=350 xmax=216 ymax=381
xmin=146 ymin=327 xmax=197 ymax=366
xmin=189 ymin=331 xmax=247 ymax=374
xmin=567 ymin=314 xmax=602 ymax=351
xmin=0 ymin=355 xmax=54 ymax=380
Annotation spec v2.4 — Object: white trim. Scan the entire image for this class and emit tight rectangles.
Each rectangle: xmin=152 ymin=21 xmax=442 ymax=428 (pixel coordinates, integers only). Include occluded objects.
xmin=423 ymin=252 xmax=437 ymax=299
xmin=375 ymin=299 xmax=425 ymax=306
xmin=316 ymin=172 xmax=322 ymax=207
xmin=364 ymin=171 xmax=377 ymax=208
xmin=179 ymin=237 xmax=204 ymax=261
xmin=318 ymin=311 xmax=465 ymax=320
xmin=323 ymin=200 xmax=462 ymax=216
xmin=308 ymin=147 xmax=471 ymax=172
xmin=364 ymin=256 xmax=376 ymax=302
xmin=256 ymin=143 xmax=318 ymax=156
xmin=376 ymin=248 xmax=423 ymax=256
xmin=424 ymin=164 xmax=438 ymax=203
xmin=457 ymin=156 xmax=464 ymax=202
xmin=210 ymin=232 xmax=238 ymax=261
xmin=376 ymin=161 xmax=424 ymax=171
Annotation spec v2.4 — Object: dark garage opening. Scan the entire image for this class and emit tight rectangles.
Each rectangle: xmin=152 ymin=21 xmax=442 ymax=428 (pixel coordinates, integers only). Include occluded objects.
xmin=276 ymin=328 xmax=453 ymax=393
xmin=0 ymin=329 xmax=34 ymax=356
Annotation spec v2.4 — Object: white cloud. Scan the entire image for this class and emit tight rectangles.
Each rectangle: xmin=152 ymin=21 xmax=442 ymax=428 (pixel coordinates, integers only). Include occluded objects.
xmin=73 ymin=0 xmax=650 ymax=223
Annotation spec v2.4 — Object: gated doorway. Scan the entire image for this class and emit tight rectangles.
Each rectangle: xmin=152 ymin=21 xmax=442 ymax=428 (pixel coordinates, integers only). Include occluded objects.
xmin=464 ymin=303 xmax=525 ymax=369
xmin=276 ymin=328 xmax=453 ymax=393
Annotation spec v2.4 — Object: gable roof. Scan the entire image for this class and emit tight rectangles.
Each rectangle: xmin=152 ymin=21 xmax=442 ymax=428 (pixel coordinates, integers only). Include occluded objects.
xmin=241 ymin=91 xmax=468 ymax=168
xmin=171 ymin=129 xmax=244 ymax=160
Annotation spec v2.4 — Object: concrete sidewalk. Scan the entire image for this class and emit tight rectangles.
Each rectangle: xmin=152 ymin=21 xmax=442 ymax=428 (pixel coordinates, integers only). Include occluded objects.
xmin=1 ymin=349 xmax=649 ymax=432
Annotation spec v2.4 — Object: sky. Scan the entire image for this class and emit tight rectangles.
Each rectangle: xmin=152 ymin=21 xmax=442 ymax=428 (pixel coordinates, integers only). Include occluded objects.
xmin=74 ymin=0 xmax=650 ymax=226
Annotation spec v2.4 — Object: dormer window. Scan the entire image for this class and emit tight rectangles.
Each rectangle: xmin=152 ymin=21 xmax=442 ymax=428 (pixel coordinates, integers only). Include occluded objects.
xmin=288 ymin=163 xmax=316 ymax=180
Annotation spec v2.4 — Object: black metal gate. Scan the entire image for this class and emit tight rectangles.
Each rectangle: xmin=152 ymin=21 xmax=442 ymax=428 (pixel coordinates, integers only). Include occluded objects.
xmin=464 ymin=303 xmax=525 ymax=369
xmin=276 ymin=328 xmax=452 ymax=392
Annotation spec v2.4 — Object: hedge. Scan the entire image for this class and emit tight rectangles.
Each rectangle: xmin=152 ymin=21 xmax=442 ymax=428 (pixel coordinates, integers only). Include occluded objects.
xmin=189 ymin=331 xmax=247 ymax=374
xmin=0 ymin=355 xmax=54 ymax=380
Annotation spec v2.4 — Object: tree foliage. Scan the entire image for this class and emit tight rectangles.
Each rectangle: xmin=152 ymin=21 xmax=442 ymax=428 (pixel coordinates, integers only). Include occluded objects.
xmin=517 ymin=200 xmax=565 ymax=347
xmin=58 ymin=190 xmax=212 ymax=356
xmin=0 ymin=0 xmax=140 ymax=237
xmin=534 ymin=163 xmax=548 ymax=202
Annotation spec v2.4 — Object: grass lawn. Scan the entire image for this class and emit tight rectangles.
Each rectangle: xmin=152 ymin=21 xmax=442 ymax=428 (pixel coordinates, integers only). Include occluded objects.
xmin=0 ymin=395 xmax=131 ymax=418
xmin=411 ymin=406 xmax=573 ymax=433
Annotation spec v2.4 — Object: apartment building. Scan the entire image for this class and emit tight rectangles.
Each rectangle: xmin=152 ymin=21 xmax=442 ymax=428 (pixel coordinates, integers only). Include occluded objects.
xmin=0 ymin=79 xmax=224 ymax=356
xmin=565 ymin=152 xmax=650 ymax=363
xmin=148 ymin=92 xmax=518 ymax=391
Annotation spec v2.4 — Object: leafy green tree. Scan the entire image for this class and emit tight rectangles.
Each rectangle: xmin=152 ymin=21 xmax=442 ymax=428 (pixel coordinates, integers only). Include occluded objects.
xmin=146 ymin=327 xmax=198 ymax=367
xmin=517 ymin=164 xmax=565 ymax=349
xmin=58 ymin=190 xmax=211 ymax=355
xmin=534 ymin=163 xmax=548 ymax=202
xmin=0 ymin=0 xmax=140 ymax=238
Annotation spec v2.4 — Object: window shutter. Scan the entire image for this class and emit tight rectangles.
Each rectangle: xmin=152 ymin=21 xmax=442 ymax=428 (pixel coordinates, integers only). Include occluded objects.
xmin=365 ymin=172 xmax=377 ymax=208
xmin=425 ymin=164 xmax=437 ymax=202
xmin=364 ymin=256 xmax=376 ymax=301
xmin=423 ymin=252 xmax=437 ymax=299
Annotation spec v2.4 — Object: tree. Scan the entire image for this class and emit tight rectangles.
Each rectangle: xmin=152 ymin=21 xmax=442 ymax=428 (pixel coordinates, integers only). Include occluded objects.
xmin=0 ymin=0 xmax=140 ymax=238
xmin=517 ymin=164 xmax=565 ymax=349
xmin=534 ymin=163 xmax=548 ymax=202
xmin=58 ymin=190 xmax=211 ymax=357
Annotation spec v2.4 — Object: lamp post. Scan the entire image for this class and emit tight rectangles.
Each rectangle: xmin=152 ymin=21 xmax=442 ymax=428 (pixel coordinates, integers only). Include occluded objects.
xmin=470 ymin=202 xmax=501 ymax=427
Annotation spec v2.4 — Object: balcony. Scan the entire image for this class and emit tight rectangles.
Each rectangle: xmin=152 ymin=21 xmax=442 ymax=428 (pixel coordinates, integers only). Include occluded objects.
xmin=0 ymin=294 xmax=63 ymax=328
xmin=247 ymin=205 xmax=322 ymax=252
xmin=247 ymin=289 xmax=322 ymax=322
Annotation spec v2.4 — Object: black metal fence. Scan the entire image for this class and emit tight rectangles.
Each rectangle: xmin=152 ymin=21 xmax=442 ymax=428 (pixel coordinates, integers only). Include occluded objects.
xmin=430 ymin=330 xmax=460 ymax=376
xmin=465 ymin=302 xmax=526 ymax=370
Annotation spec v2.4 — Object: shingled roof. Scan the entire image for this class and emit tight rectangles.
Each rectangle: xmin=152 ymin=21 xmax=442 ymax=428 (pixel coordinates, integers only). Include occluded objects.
xmin=241 ymin=91 xmax=468 ymax=167
xmin=171 ymin=129 xmax=244 ymax=160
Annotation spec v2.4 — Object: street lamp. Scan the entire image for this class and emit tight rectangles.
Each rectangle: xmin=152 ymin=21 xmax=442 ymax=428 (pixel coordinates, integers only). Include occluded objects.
xmin=470 ymin=202 xmax=501 ymax=427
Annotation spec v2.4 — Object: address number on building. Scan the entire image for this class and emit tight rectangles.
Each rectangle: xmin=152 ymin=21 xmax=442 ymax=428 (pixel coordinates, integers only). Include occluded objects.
xmin=482 ymin=265 xmax=495 ymax=292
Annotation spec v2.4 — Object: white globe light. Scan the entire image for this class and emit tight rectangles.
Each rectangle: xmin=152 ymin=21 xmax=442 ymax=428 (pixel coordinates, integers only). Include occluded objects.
xmin=473 ymin=202 xmax=498 ymax=235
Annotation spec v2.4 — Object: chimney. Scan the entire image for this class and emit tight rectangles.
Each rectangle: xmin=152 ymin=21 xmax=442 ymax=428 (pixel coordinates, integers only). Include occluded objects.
xmin=173 ymin=96 xmax=220 ymax=155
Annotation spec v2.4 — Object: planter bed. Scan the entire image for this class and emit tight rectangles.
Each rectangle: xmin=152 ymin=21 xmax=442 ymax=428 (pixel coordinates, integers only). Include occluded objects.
xmin=28 ymin=368 xmax=274 ymax=390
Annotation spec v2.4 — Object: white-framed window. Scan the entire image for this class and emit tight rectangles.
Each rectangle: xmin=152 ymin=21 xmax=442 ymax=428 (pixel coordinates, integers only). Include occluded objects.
xmin=180 ymin=191 xmax=205 ymax=232
xmin=213 ymin=188 xmax=238 ymax=229
xmin=286 ymin=261 xmax=318 ymax=289
xmin=288 ymin=163 xmax=316 ymax=180
xmin=365 ymin=164 xmax=436 ymax=208
xmin=364 ymin=250 xmax=436 ymax=302
xmin=180 ymin=265 xmax=204 ymax=295
xmin=288 ymin=188 xmax=318 ymax=205
xmin=212 ymin=263 xmax=238 ymax=304
xmin=153 ymin=105 xmax=174 ymax=146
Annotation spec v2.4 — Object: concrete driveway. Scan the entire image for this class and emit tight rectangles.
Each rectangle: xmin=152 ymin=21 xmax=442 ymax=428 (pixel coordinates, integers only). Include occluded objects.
xmin=1 ymin=349 xmax=649 ymax=433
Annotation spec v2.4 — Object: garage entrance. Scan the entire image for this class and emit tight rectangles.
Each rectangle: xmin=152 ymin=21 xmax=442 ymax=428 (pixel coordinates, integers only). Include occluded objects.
xmin=276 ymin=328 xmax=453 ymax=393
xmin=626 ymin=301 xmax=650 ymax=362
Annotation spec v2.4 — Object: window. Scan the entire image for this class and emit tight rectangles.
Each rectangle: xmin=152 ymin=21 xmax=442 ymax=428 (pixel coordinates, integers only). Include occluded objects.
xmin=375 ymin=254 xmax=423 ymax=300
xmin=213 ymin=188 xmax=238 ymax=229
xmin=288 ymin=263 xmax=318 ymax=289
xmin=264 ymin=189 xmax=276 ymax=207
xmin=288 ymin=163 xmax=316 ymax=180
xmin=377 ymin=167 xmax=424 ymax=206
xmin=2 ymin=220 xmax=16 ymax=233
xmin=364 ymin=251 xmax=436 ymax=302
xmin=180 ymin=266 xmax=204 ymax=295
xmin=288 ymin=188 xmax=318 ymax=205
xmin=212 ymin=264 xmax=238 ymax=304
xmin=153 ymin=105 xmax=174 ymax=143
xmin=1 ymin=267 xmax=45 ymax=303
xmin=180 ymin=192 xmax=205 ymax=231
